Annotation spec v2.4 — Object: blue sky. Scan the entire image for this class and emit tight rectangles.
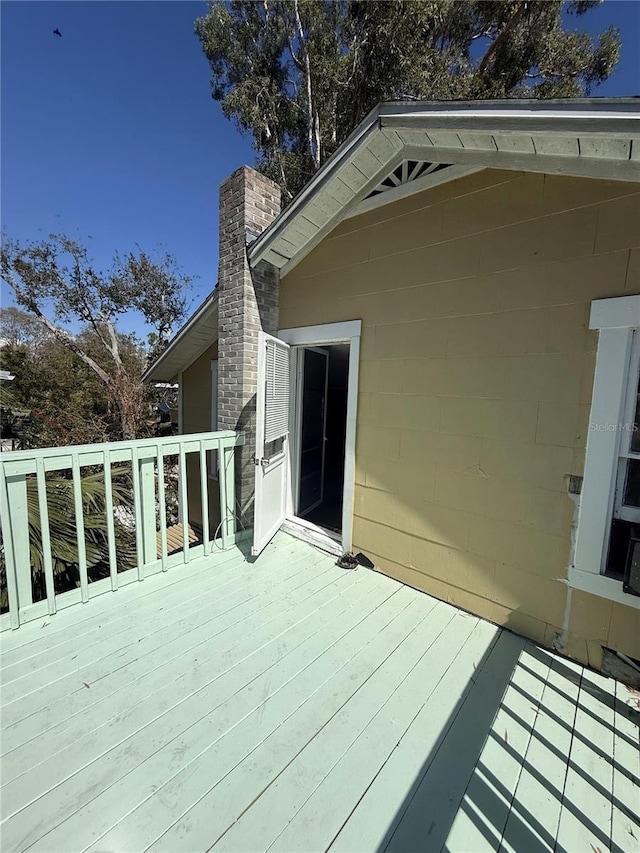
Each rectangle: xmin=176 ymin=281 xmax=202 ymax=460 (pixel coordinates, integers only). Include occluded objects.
xmin=1 ymin=1 xmax=639 ymax=339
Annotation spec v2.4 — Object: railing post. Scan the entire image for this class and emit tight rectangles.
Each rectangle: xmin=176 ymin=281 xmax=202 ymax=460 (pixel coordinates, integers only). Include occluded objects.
xmin=4 ymin=472 xmax=33 ymax=614
xmin=219 ymin=438 xmax=237 ymax=549
xmin=156 ymin=445 xmax=168 ymax=571
xmin=179 ymin=447 xmax=189 ymax=561
xmin=131 ymin=446 xmax=144 ymax=579
xmin=199 ymin=440 xmax=210 ymax=557
xmin=0 ymin=465 xmax=22 ymax=629
xmin=138 ymin=452 xmax=157 ymax=571
xmin=71 ymin=454 xmax=89 ymax=603
xmin=103 ymin=449 xmax=118 ymax=591
xmin=35 ymin=458 xmax=56 ymax=615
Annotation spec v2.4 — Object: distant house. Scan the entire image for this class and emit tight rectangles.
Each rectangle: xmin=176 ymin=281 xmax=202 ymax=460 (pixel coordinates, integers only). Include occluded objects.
xmin=145 ymin=98 xmax=640 ymax=672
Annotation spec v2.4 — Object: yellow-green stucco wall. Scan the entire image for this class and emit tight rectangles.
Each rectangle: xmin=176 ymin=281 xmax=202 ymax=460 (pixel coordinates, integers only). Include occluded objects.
xmin=181 ymin=342 xmax=220 ymax=533
xmin=279 ymin=169 xmax=640 ymax=669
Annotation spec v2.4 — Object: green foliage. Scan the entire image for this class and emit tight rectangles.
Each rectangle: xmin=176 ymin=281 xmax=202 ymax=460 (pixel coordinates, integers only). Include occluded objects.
xmin=0 ymin=306 xmax=46 ymax=349
xmin=26 ymin=469 xmax=136 ymax=578
xmin=0 ymin=468 xmax=137 ymax=613
xmin=1 ymin=235 xmax=194 ymax=440
xmin=0 ymin=321 xmax=154 ymax=447
xmin=195 ymin=0 xmax=620 ymax=201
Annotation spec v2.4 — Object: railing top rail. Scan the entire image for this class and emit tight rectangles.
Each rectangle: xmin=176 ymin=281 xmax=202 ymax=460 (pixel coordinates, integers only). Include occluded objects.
xmin=0 ymin=430 xmax=245 ymax=475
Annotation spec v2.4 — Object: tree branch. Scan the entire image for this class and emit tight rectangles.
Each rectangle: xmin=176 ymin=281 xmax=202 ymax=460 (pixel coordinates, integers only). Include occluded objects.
xmin=103 ymin=317 xmax=124 ymax=368
xmin=5 ymin=271 xmax=112 ymax=386
xmin=293 ymin=0 xmax=320 ymax=169
xmin=478 ymin=2 xmax=528 ymax=76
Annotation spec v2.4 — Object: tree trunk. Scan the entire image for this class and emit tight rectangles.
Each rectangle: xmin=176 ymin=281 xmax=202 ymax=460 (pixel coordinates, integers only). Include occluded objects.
xmin=110 ymin=371 xmax=142 ymax=441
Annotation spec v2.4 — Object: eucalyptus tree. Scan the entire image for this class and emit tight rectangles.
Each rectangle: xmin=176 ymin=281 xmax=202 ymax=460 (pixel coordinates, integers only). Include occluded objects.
xmin=196 ymin=0 xmax=620 ymax=201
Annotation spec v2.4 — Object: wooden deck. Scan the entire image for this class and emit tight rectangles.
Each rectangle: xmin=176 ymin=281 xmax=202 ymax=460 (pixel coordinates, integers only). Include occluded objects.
xmin=157 ymin=522 xmax=201 ymax=556
xmin=0 ymin=533 xmax=638 ymax=853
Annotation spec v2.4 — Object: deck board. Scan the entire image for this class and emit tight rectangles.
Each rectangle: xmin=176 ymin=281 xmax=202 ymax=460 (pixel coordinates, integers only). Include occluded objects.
xmin=1 ymin=532 xmax=637 ymax=853
xmin=498 ymin=652 xmax=578 ymax=853
xmin=611 ymin=680 xmax=640 ymax=853
xmin=57 ymin=576 xmax=406 ymax=853
xmin=1 ymin=548 xmax=343 ymax=782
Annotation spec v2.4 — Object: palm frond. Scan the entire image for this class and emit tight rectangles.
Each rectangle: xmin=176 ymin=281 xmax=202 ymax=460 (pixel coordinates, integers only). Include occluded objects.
xmin=25 ymin=468 xmax=137 ymax=577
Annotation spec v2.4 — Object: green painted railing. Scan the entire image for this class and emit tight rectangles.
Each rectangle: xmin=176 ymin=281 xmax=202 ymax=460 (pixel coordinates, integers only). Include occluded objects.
xmin=0 ymin=431 xmax=245 ymax=631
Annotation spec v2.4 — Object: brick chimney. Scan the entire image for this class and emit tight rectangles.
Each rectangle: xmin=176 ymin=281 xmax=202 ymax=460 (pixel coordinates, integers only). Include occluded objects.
xmin=216 ymin=166 xmax=281 ymax=529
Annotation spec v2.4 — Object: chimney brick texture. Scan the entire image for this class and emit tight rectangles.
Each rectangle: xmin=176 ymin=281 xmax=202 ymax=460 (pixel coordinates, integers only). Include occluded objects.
xmin=217 ymin=166 xmax=281 ymax=530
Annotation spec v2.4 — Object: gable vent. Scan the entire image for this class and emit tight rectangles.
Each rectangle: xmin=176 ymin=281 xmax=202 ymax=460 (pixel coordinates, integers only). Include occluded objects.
xmin=365 ymin=160 xmax=453 ymax=199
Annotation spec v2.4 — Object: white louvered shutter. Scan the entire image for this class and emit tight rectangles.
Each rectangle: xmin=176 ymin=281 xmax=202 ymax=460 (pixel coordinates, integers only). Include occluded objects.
xmin=263 ymin=337 xmax=290 ymax=443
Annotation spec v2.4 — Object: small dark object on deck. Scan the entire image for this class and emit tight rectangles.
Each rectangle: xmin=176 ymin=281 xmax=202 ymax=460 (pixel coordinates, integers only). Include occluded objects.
xmin=336 ymin=553 xmax=358 ymax=570
xmin=354 ymin=552 xmax=374 ymax=569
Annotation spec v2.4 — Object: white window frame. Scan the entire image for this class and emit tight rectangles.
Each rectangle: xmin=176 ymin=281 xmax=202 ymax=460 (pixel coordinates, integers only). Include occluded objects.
xmin=613 ymin=333 xmax=640 ymax=524
xmin=572 ymin=294 xmax=640 ymax=608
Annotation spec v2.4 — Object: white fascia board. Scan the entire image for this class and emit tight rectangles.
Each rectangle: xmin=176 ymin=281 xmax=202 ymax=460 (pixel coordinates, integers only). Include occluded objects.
xmin=381 ymin=110 xmax=639 ymax=136
xmin=248 ymin=114 xmax=383 ymax=266
xmin=249 ymin=99 xmax=639 ymax=273
xmin=143 ymin=294 xmax=219 ymax=383
xmin=378 ymin=98 xmax=640 ymax=121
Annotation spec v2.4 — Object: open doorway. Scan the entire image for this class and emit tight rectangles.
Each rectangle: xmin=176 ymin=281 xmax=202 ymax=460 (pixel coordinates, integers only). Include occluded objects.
xmin=295 ymin=344 xmax=349 ymax=534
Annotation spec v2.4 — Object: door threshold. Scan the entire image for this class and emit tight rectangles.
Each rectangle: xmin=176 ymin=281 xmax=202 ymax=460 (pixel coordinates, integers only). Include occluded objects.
xmin=281 ymin=518 xmax=342 ymax=556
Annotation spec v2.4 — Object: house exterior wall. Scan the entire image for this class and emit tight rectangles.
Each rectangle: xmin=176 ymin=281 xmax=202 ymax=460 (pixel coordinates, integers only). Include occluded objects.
xmin=279 ymin=168 xmax=640 ymax=669
xmin=181 ymin=342 xmax=220 ymax=533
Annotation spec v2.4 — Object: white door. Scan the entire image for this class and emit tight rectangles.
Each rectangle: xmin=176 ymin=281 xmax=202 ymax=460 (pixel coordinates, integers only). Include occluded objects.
xmin=252 ymin=331 xmax=291 ymax=556
xmin=296 ymin=347 xmax=329 ymax=517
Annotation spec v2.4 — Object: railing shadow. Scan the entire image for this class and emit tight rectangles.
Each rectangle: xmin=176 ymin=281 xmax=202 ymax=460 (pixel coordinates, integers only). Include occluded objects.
xmin=364 ymin=634 xmax=638 ymax=853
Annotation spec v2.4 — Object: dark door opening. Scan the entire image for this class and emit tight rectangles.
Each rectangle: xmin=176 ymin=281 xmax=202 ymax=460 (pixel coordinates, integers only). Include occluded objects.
xmin=296 ymin=344 xmax=349 ymax=533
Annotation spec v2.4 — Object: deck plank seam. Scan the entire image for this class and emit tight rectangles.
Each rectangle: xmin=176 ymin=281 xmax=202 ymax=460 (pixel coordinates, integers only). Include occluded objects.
xmin=2 ymin=561 xmax=363 ymax=775
xmin=259 ymin=601 xmax=461 ymax=853
xmin=0 ymin=574 xmax=400 ymax=835
xmin=106 ymin=587 xmax=419 ymax=853
xmin=0 ymin=548 xmax=334 ymax=711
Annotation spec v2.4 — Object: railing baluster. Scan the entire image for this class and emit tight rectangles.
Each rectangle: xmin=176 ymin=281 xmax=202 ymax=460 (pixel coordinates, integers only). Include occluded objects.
xmin=179 ymin=447 xmax=189 ymax=562
xmin=157 ymin=445 xmax=168 ymax=571
xmin=218 ymin=437 xmax=237 ymax=549
xmin=71 ymin=453 xmax=89 ymax=603
xmin=131 ymin=446 xmax=144 ymax=580
xmin=217 ymin=438 xmax=227 ymax=548
xmin=199 ymin=441 xmax=210 ymax=557
xmin=0 ymin=431 xmax=245 ymax=631
xmin=35 ymin=458 xmax=56 ymax=615
xmin=0 ymin=463 xmax=21 ymax=629
xmin=226 ymin=440 xmax=237 ymax=544
xmin=5 ymin=472 xmax=33 ymax=612
xmin=139 ymin=453 xmax=157 ymax=569
xmin=103 ymin=449 xmax=118 ymax=591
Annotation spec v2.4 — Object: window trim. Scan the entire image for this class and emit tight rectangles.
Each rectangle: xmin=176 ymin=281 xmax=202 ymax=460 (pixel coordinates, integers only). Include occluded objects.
xmin=571 ymin=295 xmax=640 ymax=608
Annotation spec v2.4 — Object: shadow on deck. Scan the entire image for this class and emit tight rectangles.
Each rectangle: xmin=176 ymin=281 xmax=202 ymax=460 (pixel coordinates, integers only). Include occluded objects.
xmin=0 ymin=532 xmax=638 ymax=853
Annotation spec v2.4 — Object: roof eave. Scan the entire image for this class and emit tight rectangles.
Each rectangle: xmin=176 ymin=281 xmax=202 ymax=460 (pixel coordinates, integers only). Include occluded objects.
xmin=248 ymin=98 xmax=640 ymax=272
xmin=142 ymin=291 xmax=219 ymax=383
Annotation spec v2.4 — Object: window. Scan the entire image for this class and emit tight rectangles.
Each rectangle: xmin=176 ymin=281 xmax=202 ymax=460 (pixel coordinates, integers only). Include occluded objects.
xmin=572 ymin=295 xmax=640 ymax=606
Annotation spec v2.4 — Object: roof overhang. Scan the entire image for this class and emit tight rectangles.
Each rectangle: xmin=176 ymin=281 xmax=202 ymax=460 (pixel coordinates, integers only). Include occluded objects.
xmin=249 ymin=98 xmax=640 ymax=276
xmin=143 ymin=291 xmax=219 ymax=383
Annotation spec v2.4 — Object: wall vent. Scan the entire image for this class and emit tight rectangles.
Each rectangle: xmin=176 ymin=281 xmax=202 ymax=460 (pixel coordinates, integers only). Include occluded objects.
xmin=365 ymin=160 xmax=453 ymax=199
